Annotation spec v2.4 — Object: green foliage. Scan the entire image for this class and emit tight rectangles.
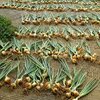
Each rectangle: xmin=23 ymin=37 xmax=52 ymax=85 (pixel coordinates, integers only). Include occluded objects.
xmin=0 ymin=15 xmax=16 ymax=42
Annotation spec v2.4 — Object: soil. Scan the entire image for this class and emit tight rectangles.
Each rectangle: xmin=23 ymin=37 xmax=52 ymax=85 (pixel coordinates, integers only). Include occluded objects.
xmin=0 ymin=0 xmax=100 ymax=100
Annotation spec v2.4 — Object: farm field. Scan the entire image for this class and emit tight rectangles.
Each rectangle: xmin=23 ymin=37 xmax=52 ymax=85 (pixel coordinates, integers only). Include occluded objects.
xmin=0 ymin=0 xmax=100 ymax=100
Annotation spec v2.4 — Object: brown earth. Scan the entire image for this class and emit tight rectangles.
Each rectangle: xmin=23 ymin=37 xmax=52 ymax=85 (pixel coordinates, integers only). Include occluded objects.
xmin=0 ymin=0 xmax=100 ymax=100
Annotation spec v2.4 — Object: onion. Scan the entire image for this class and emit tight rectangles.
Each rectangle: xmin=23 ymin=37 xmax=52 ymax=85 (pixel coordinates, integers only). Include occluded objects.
xmin=52 ymin=55 xmax=58 ymax=59
xmin=45 ymin=82 xmax=51 ymax=89
xmin=66 ymin=80 xmax=72 ymax=87
xmin=52 ymin=87 xmax=58 ymax=94
xmin=55 ymin=83 xmax=61 ymax=88
xmin=16 ymin=78 xmax=23 ymax=85
xmin=72 ymin=90 xmax=79 ymax=97
xmin=84 ymin=53 xmax=91 ymax=60
xmin=77 ymin=55 xmax=82 ymax=60
xmin=1 ymin=51 xmax=7 ymax=55
xmin=24 ymin=82 xmax=32 ymax=89
xmin=25 ymin=77 xmax=31 ymax=82
xmin=90 ymin=57 xmax=96 ymax=62
xmin=36 ymin=85 xmax=41 ymax=90
xmin=32 ymin=82 xmax=37 ymax=87
xmin=66 ymin=92 xmax=71 ymax=98
xmin=11 ymin=83 xmax=16 ymax=89
xmin=71 ymin=58 xmax=77 ymax=64
xmin=40 ymin=83 xmax=44 ymax=88
xmin=63 ymin=54 xmax=68 ymax=58
xmin=72 ymin=55 xmax=77 ymax=59
xmin=4 ymin=76 xmax=11 ymax=84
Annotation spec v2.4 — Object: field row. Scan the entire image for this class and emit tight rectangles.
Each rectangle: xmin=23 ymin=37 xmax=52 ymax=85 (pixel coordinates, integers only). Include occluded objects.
xmin=14 ymin=0 xmax=100 ymax=5
xmin=0 ymin=3 xmax=100 ymax=12
xmin=21 ymin=13 xmax=100 ymax=26
xmin=0 ymin=38 xmax=100 ymax=64
xmin=15 ymin=26 xmax=100 ymax=40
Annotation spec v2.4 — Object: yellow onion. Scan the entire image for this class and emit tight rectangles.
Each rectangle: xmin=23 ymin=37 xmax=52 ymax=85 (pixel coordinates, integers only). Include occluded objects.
xmin=40 ymin=83 xmax=44 ymax=88
xmin=52 ymin=54 xmax=58 ymax=59
xmin=52 ymin=87 xmax=58 ymax=94
xmin=4 ymin=76 xmax=11 ymax=84
xmin=66 ymin=92 xmax=71 ymax=98
xmin=71 ymin=58 xmax=77 ymax=64
xmin=72 ymin=90 xmax=80 ymax=97
xmin=36 ymin=85 xmax=41 ymax=90
xmin=84 ymin=53 xmax=91 ymax=60
xmin=76 ymin=54 xmax=82 ymax=60
xmin=24 ymin=49 xmax=30 ymax=54
xmin=32 ymin=82 xmax=37 ymax=87
xmin=45 ymin=82 xmax=51 ymax=89
xmin=55 ymin=83 xmax=61 ymax=88
xmin=11 ymin=83 xmax=16 ymax=89
xmin=24 ymin=82 xmax=32 ymax=89
xmin=66 ymin=80 xmax=72 ymax=87
xmin=90 ymin=56 xmax=96 ymax=62
xmin=15 ymin=78 xmax=23 ymax=85
xmin=1 ymin=51 xmax=7 ymax=55
xmin=25 ymin=77 xmax=31 ymax=82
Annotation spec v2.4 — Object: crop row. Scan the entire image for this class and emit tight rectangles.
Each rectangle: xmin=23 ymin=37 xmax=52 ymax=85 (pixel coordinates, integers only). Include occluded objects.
xmin=21 ymin=13 xmax=100 ymax=26
xmin=14 ymin=0 xmax=99 ymax=5
xmin=0 ymin=2 xmax=100 ymax=12
xmin=15 ymin=26 xmax=100 ymax=40
xmin=0 ymin=38 xmax=99 ymax=64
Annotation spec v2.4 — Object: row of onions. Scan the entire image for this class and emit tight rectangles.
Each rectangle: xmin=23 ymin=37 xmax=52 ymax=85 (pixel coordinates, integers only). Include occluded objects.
xmin=13 ymin=0 xmax=100 ymax=5
xmin=21 ymin=13 xmax=100 ymax=26
xmin=15 ymin=26 xmax=100 ymax=40
xmin=0 ymin=2 xmax=100 ymax=12
xmin=0 ymin=56 xmax=99 ymax=100
xmin=0 ymin=38 xmax=99 ymax=64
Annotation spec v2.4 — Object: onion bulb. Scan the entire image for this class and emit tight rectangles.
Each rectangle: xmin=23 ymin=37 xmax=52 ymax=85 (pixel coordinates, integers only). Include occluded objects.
xmin=25 ymin=77 xmax=31 ymax=82
xmin=11 ymin=83 xmax=16 ymax=89
xmin=71 ymin=58 xmax=77 ymax=64
xmin=45 ymin=82 xmax=51 ymax=89
xmin=15 ymin=78 xmax=23 ymax=85
xmin=55 ymin=83 xmax=61 ymax=88
xmin=1 ymin=51 xmax=7 ymax=55
xmin=66 ymin=92 xmax=71 ymax=98
xmin=72 ymin=90 xmax=79 ymax=97
xmin=4 ymin=76 xmax=11 ymax=84
xmin=24 ymin=82 xmax=32 ymax=89
xmin=32 ymin=82 xmax=37 ymax=87
xmin=66 ymin=80 xmax=72 ymax=87
xmin=36 ymin=85 xmax=41 ymax=90
xmin=52 ymin=87 xmax=58 ymax=94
